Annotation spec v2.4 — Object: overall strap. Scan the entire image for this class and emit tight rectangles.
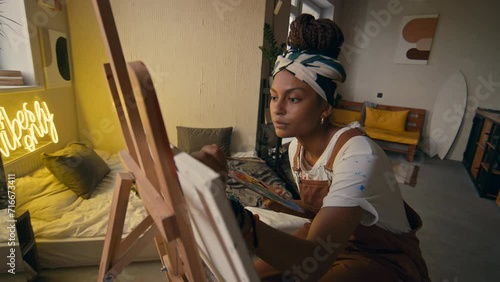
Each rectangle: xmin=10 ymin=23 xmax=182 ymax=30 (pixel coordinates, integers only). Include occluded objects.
xmin=324 ymin=128 xmax=366 ymax=172
xmin=292 ymin=127 xmax=366 ymax=173
xmin=292 ymin=143 xmax=302 ymax=172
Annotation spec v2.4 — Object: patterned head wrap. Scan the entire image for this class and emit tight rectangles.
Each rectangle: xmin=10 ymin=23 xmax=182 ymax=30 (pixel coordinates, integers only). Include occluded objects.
xmin=272 ymin=50 xmax=346 ymax=105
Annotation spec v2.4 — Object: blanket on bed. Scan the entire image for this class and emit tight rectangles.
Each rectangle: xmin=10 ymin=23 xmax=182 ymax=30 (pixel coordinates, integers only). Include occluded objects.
xmin=0 ymin=151 xmax=306 ymax=243
xmin=11 ymin=152 xmax=148 ymax=239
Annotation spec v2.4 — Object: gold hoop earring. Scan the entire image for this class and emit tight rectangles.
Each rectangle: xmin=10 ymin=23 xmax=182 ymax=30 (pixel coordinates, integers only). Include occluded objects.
xmin=321 ymin=117 xmax=325 ymax=125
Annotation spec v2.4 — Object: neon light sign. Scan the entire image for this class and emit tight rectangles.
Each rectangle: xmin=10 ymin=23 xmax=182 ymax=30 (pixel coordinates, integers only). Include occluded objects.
xmin=0 ymin=101 xmax=58 ymax=158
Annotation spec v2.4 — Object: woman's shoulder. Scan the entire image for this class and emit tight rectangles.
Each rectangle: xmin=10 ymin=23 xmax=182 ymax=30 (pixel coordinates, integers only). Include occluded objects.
xmin=333 ymin=132 xmax=383 ymax=162
xmin=327 ymin=127 xmax=371 ymax=152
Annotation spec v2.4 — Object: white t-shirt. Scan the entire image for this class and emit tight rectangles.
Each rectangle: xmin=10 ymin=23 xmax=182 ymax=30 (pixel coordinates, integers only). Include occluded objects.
xmin=288 ymin=127 xmax=411 ymax=234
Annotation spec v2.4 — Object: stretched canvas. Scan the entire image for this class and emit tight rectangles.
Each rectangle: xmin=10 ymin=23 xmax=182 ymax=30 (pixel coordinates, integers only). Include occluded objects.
xmin=394 ymin=14 xmax=439 ymax=65
xmin=175 ymin=150 xmax=259 ymax=281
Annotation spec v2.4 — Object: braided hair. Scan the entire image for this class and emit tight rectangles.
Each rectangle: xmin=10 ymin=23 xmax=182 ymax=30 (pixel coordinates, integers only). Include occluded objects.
xmin=287 ymin=14 xmax=344 ymax=59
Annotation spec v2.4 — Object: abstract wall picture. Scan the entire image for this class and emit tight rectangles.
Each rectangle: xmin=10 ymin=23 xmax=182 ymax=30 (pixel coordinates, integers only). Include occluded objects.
xmin=39 ymin=28 xmax=71 ymax=88
xmin=394 ymin=14 xmax=439 ymax=65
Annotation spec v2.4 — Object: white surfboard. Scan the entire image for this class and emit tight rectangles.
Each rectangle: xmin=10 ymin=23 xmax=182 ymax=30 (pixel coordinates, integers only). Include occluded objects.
xmin=428 ymin=70 xmax=467 ymax=159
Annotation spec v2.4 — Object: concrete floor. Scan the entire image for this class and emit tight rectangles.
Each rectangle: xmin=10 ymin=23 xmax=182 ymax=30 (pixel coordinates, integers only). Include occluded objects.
xmin=2 ymin=156 xmax=499 ymax=282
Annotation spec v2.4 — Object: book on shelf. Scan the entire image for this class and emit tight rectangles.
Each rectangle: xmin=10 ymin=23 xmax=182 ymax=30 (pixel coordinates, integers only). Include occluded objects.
xmin=0 ymin=70 xmax=24 ymax=86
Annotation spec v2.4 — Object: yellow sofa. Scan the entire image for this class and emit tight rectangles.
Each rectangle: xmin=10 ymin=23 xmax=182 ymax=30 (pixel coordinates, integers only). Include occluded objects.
xmin=330 ymin=100 xmax=426 ymax=162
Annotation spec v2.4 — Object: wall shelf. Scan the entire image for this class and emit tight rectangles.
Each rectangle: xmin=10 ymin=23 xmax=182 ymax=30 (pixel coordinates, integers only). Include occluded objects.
xmin=487 ymin=142 xmax=495 ymax=149
xmin=463 ymin=109 xmax=500 ymax=201
xmin=480 ymin=163 xmax=500 ymax=175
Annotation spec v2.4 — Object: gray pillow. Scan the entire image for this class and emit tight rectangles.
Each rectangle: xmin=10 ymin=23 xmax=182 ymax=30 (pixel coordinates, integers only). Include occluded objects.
xmin=177 ymin=126 xmax=232 ymax=156
xmin=41 ymin=143 xmax=110 ymax=199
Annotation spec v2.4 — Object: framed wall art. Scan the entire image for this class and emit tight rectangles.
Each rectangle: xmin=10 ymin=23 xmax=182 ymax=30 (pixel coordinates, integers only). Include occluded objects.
xmin=394 ymin=14 xmax=439 ymax=65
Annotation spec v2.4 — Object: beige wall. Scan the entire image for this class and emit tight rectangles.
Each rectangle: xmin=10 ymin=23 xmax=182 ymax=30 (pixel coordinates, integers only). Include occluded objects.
xmin=66 ymin=0 xmax=124 ymax=153
xmin=337 ymin=0 xmax=500 ymax=160
xmin=67 ymin=0 xmax=267 ymax=154
xmin=0 ymin=0 xmax=79 ymax=175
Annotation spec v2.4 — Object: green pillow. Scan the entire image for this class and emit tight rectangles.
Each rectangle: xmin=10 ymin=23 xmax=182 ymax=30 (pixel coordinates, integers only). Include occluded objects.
xmin=41 ymin=143 xmax=110 ymax=199
xmin=177 ymin=126 xmax=233 ymax=156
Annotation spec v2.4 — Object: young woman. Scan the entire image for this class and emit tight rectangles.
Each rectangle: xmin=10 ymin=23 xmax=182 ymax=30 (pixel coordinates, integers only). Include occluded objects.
xmin=195 ymin=14 xmax=430 ymax=282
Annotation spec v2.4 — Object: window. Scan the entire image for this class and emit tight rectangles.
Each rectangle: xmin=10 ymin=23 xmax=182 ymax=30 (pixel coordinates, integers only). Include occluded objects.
xmin=290 ymin=0 xmax=335 ymax=22
xmin=289 ymin=0 xmax=334 ymax=37
xmin=302 ymin=1 xmax=321 ymax=19
xmin=0 ymin=0 xmax=37 ymax=88
xmin=290 ymin=0 xmax=301 ymax=21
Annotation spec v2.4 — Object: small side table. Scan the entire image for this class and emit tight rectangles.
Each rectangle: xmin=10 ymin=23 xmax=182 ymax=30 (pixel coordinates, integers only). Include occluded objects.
xmin=16 ymin=211 xmax=40 ymax=280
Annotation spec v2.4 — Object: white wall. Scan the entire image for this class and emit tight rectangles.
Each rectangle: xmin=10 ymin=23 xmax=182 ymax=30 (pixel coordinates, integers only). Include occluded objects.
xmin=337 ymin=0 xmax=500 ymax=160
xmin=329 ymin=0 xmax=345 ymax=25
xmin=67 ymin=0 xmax=266 ymax=154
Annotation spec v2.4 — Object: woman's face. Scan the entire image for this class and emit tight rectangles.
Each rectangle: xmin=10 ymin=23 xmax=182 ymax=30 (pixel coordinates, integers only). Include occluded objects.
xmin=270 ymin=70 xmax=326 ymax=138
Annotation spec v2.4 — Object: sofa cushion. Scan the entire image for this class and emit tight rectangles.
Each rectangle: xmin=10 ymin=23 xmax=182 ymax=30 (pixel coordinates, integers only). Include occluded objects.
xmin=363 ymin=127 xmax=420 ymax=145
xmin=177 ymin=126 xmax=233 ymax=156
xmin=330 ymin=108 xmax=361 ymax=126
xmin=364 ymin=107 xmax=409 ymax=132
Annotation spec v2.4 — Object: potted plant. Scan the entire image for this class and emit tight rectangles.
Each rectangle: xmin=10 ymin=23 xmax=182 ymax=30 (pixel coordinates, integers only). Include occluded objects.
xmin=259 ymin=23 xmax=286 ymax=80
xmin=0 ymin=1 xmax=20 ymax=50
xmin=0 ymin=2 xmax=23 ymax=86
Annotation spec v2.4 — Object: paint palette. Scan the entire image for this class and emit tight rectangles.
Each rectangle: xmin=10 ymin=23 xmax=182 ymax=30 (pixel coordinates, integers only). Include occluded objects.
xmin=229 ymin=170 xmax=304 ymax=213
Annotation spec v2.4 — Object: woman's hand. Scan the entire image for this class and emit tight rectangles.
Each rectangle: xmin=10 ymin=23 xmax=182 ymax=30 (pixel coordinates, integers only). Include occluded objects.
xmin=263 ymin=184 xmax=315 ymax=218
xmin=191 ymin=144 xmax=228 ymax=182
xmin=263 ymin=183 xmax=290 ymax=208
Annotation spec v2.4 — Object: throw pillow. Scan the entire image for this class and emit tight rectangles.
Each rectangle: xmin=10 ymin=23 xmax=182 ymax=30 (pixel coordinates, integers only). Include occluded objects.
xmin=41 ymin=143 xmax=111 ymax=199
xmin=329 ymin=108 xmax=361 ymax=126
xmin=177 ymin=126 xmax=233 ymax=156
xmin=364 ymin=107 xmax=409 ymax=132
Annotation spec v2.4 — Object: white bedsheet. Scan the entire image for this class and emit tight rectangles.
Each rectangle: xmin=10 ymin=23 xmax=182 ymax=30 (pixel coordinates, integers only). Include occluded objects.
xmin=245 ymin=207 xmax=310 ymax=234
xmin=1 ymin=152 xmax=148 ymax=240
xmin=0 ymin=151 xmax=309 ymax=242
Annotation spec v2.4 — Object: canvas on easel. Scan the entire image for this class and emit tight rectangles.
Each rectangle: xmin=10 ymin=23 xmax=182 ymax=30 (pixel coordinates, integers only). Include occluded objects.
xmin=92 ymin=1 xmax=258 ymax=281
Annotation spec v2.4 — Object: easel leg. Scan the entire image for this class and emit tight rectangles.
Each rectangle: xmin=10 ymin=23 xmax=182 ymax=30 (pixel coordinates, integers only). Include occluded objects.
xmin=105 ymin=223 xmax=159 ymax=279
xmin=98 ymin=173 xmax=133 ymax=281
xmin=155 ymin=235 xmax=186 ymax=281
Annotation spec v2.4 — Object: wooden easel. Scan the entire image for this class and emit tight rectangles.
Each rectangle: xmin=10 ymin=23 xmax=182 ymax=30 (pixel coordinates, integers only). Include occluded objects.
xmin=92 ymin=1 xmax=207 ymax=281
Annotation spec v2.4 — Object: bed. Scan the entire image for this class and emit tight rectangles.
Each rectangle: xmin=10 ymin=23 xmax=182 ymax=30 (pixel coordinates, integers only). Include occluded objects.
xmin=0 ymin=146 xmax=308 ymax=274
xmin=0 ymin=149 xmax=159 ymax=271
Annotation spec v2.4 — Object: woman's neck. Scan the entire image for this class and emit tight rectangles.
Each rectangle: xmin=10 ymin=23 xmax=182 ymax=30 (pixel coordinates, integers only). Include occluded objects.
xmin=297 ymin=125 xmax=340 ymax=166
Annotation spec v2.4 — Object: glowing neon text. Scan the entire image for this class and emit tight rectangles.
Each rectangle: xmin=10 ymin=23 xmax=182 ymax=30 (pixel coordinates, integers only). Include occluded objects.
xmin=0 ymin=101 xmax=58 ymax=158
